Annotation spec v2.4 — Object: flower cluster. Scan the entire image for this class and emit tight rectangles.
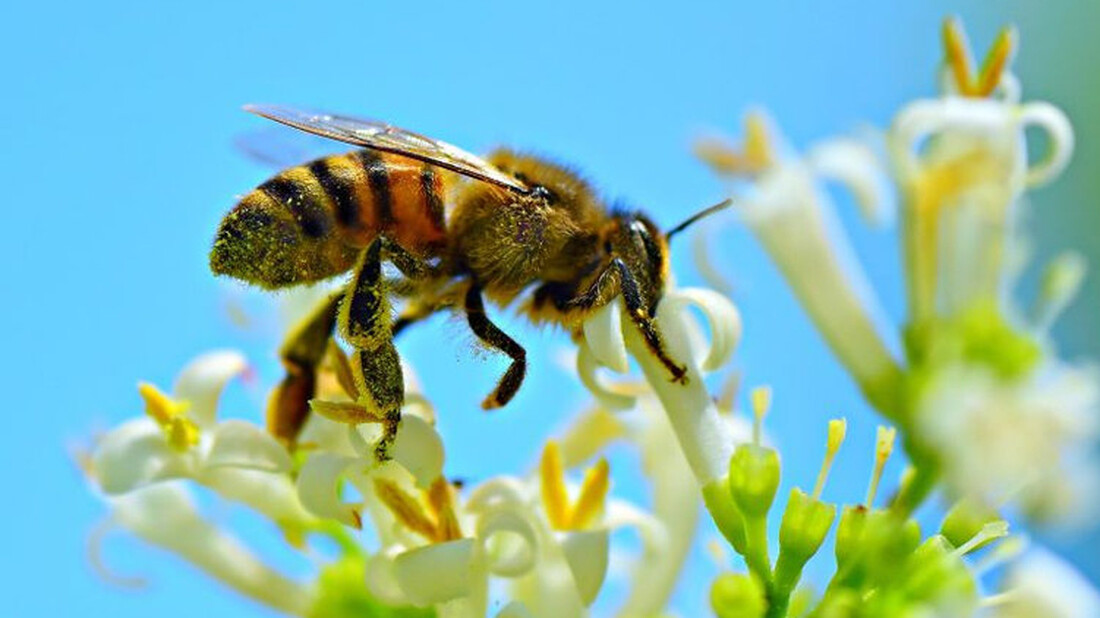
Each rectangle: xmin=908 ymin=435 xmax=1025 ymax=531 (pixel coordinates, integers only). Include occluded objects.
xmin=78 ymin=15 xmax=1100 ymax=618
xmin=697 ymin=17 xmax=1098 ymax=524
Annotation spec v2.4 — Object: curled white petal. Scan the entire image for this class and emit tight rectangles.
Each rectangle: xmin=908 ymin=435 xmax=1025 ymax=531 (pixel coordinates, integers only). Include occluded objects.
xmin=1019 ymin=101 xmax=1074 ymax=187
xmin=91 ymin=418 xmax=193 ymax=494
xmin=557 ymin=529 xmax=609 ymax=606
xmin=582 ymin=300 xmax=629 ymax=373
xmin=172 ymin=350 xmax=248 ymax=427
xmin=663 ymin=287 xmax=742 ymax=372
xmin=392 ymin=538 xmax=479 ymax=605
xmin=390 ymin=414 xmax=445 ymax=489
xmin=296 ymin=453 xmax=363 ymax=528
xmin=205 ymin=419 xmax=292 ymax=473
xmin=576 ymin=341 xmax=636 ymax=411
xmin=476 ymin=509 xmax=538 ymax=577
xmin=808 ymin=138 xmax=893 ymax=226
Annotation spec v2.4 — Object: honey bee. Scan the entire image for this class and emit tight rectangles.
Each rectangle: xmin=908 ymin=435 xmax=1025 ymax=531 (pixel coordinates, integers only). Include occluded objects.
xmin=211 ymin=105 xmax=727 ymax=457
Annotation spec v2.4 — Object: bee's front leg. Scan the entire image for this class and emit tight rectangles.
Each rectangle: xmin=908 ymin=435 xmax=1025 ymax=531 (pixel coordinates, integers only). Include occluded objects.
xmin=610 ymin=259 xmax=688 ymax=385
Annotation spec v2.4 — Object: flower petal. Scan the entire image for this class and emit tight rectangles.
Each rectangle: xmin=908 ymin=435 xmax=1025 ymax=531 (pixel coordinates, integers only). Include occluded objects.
xmin=557 ymin=529 xmax=609 ymax=606
xmin=582 ymin=301 xmax=629 ymax=373
xmin=663 ymin=287 xmax=742 ymax=372
xmin=390 ymin=414 xmax=445 ymax=489
xmin=173 ymin=350 xmax=248 ymax=427
xmin=205 ymin=419 xmax=292 ymax=473
xmin=296 ymin=452 xmax=363 ymax=528
xmin=392 ymin=538 xmax=479 ymax=605
xmin=476 ymin=509 xmax=539 ymax=578
xmin=808 ymin=138 xmax=893 ymax=226
xmin=576 ymin=341 xmax=636 ymax=411
xmin=110 ymin=484 xmax=311 ymax=615
xmin=91 ymin=418 xmax=192 ymax=494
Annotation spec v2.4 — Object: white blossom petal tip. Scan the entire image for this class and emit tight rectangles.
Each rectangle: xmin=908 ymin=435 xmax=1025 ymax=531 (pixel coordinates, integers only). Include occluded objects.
xmin=392 ymin=538 xmax=479 ymax=605
xmin=582 ymin=300 xmax=629 ymax=373
xmin=205 ymin=419 xmax=292 ymax=473
xmin=296 ymin=453 xmax=363 ymax=528
xmin=91 ymin=418 xmax=192 ymax=494
xmin=558 ymin=529 xmax=610 ymax=606
xmin=663 ymin=287 xmax=742 ymax=372
xmin=173 ymin=350 xmax=249 ymax=427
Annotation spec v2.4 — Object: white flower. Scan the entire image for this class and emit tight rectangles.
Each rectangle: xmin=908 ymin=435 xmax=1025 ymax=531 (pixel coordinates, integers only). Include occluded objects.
xmin=88 ymin=351 xmax=312 ymax=527
xmin=699 ymin=111 xmax=902 ymax=413
xmin=915 ymin=361 xmax=1100 ymax=521
xmin=105 ymin=483 xmax=313 ymax=615
xmin=890 ymin=93 xmax=1073 ymax=322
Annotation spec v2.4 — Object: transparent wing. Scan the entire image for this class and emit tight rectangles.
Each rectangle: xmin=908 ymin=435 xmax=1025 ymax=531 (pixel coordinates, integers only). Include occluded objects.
xmin=233 ymin=126 xmax=348 ymax=170
xmin=244 ymin=104 xmax=530 ymax=194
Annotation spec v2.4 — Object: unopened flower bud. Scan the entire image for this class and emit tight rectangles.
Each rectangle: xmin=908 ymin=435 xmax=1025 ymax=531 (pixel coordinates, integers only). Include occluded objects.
xmin=728 ymin=444 xmax=780 ymax=518
xmin=710 ymin=573 xmax=766 ymax=618
xmin=940 ymin=497 xmax=1001 ymax=552
xmin=777 ymin=489 xmax=836 ymax=576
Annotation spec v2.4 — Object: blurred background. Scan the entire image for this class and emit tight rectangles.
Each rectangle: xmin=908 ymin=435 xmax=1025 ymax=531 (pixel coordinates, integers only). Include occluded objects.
xmin=2 ymin=0 xmax=1096 ymax=615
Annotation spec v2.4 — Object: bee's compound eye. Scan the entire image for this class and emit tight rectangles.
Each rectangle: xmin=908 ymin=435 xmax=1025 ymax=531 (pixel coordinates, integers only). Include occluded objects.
xmin=530 ymin=185 xmax=555 ymax=202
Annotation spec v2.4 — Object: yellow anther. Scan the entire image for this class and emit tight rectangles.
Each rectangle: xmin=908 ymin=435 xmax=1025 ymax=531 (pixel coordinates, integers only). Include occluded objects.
xmin=750 ymin=386 xmax=772 ymax=447
xmin=742 ymin=112 xmax=774 ymax=171
xmin=427 ymin=477 xmax=463 ymax=542
xmin=695 ymin=137 xmax=745 ymax=176
xmin=976 ymin=27 xmax=1016 ymax=97
xmin=865 ymin=426 xmax=897 ymax=508
xmin=813 ymin=418 xmax=847 ymax=500
xmin=540 ymin=441 xmax=571 ymax=529
xmin=540 ymin=441 xmax=612 ymax=531
xmin=138 ymin=382 xmax=198 ymax=450
xmin=942 ymin=17 xmax=1016 ymax=97
xmin=373 ymin=478 xmax=439 ymax=541
xmin=138 ymin=382 xmax=187 ymax=425
xmin=569 ymin=458 xmax=610 ymax=530
xmin=694 ymin=112 xmax=775 ymax=177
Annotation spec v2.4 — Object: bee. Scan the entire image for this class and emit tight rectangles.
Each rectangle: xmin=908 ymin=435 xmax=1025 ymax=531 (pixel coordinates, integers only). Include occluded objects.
xmin=211 ymin=105 xmax=727 ymax=457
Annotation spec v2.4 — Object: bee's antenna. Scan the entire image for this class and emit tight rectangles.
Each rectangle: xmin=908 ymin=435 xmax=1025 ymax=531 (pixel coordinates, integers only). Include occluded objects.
xmin=665 ymin=198 xmax=732 ymax=241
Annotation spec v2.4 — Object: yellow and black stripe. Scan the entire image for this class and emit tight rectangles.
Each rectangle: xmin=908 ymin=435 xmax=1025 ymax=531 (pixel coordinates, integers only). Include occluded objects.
xmin=212 ymin=149 xmax=450 ymax=288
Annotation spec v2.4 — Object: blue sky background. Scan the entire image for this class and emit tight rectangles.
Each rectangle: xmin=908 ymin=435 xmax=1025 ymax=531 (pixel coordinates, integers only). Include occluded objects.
xmin=3 ymin=1 xmax=1097 ymax=615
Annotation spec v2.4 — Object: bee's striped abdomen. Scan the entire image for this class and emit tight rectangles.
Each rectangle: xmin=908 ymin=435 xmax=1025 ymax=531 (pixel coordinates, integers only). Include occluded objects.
xmin=211 ymin=149 xmax=450 ymax=289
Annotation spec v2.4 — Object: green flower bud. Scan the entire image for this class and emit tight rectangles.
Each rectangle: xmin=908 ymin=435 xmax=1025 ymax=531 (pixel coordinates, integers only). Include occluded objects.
xmin=728 ymin=444 xmax=781 ymax=518
xmin=940 ymin=497 xmax=1000 ymax=552
xmin=773 ymin=488 xmax=837 ymax=614
xmin=900 ymin=536 xmax=979 ymax=612
xmin=710 ymin=573 xmax=766 ymax=618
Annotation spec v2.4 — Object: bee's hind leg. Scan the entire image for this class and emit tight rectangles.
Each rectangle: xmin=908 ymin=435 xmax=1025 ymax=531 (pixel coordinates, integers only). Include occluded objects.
xmin=339 ymin=236 xmax=429 ymax=460
xmin=464 ymin=283 xmax=527 ymax=410
xmin=268 ymin=291 xmax=343 ymax=449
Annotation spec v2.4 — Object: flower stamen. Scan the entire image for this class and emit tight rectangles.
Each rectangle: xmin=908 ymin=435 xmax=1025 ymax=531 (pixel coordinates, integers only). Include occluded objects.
xmin=813 ymin=418 xmax=847 ymax=500
xmin=138 ymin=382 xmax=198 ymax=451
xmin=539 ymin=441 xmax=612 ymax=531
xmin=943 ymin=17 xmax=1016 ymax=97
xmin=865 ymin=426 xmax=896 ymax=508
xmin=750 ymin=386 xmax=772 ymax=448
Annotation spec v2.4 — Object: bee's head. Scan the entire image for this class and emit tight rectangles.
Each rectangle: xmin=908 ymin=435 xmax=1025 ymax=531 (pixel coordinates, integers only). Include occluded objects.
xmin=603 ymin=211 xmax=670 ymax=312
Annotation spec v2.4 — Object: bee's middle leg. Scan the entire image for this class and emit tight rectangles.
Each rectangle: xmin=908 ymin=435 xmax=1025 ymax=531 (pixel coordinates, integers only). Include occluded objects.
xmin=464 ymin=283 xmax=527 ymax=410
xmin=339 ymin=236 xmax=428 ymax=459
